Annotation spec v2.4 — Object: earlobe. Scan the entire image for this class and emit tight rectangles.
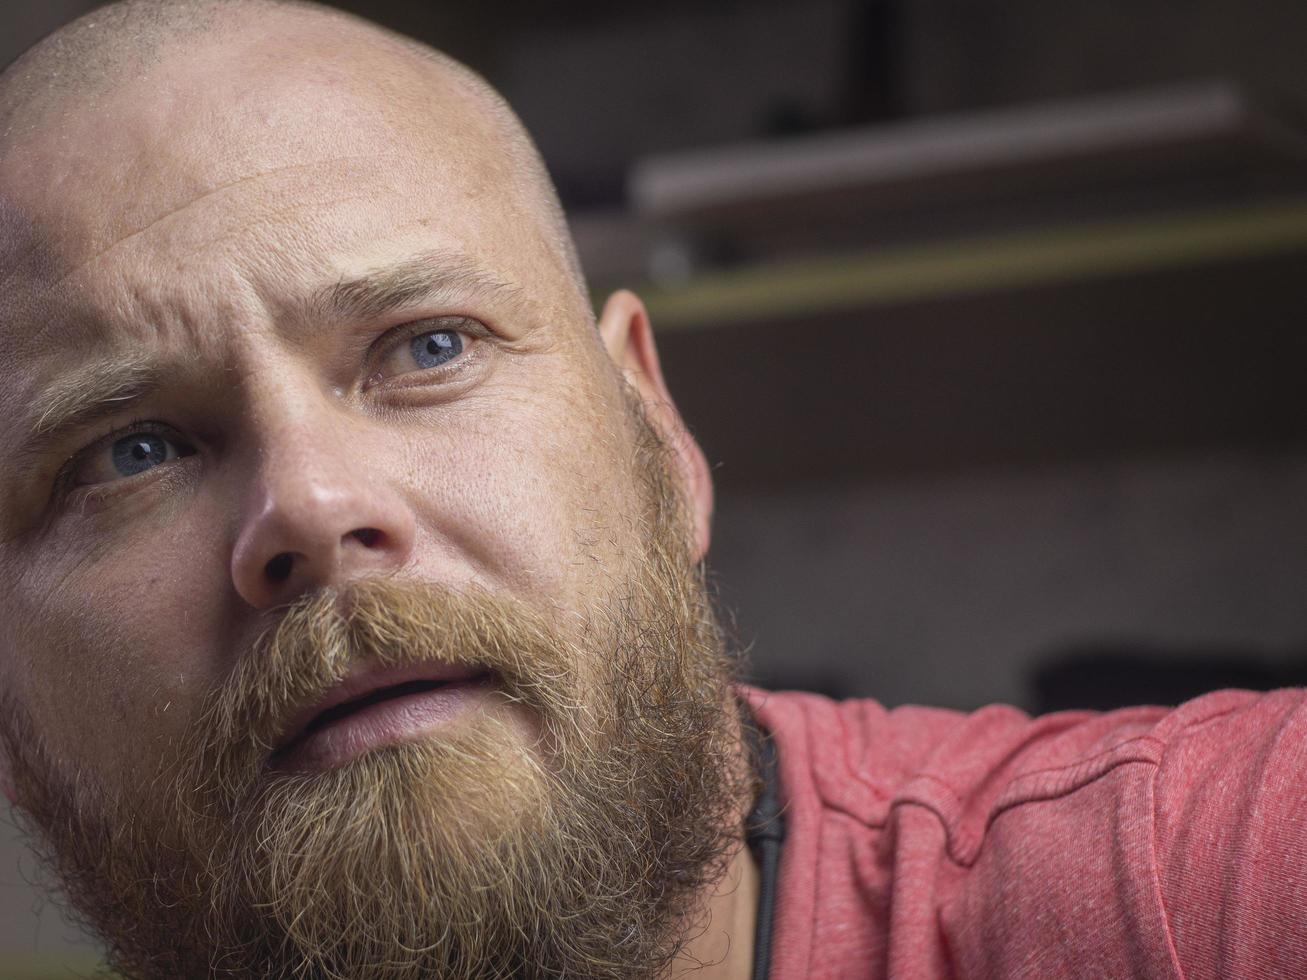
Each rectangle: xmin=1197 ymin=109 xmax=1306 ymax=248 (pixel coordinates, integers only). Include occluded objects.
xmin=597 ymin=290 xmax=714 ymax=560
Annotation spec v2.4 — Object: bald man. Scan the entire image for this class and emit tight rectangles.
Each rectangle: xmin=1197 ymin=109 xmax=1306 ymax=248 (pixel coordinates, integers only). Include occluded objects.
xmin=0 ymin=3 xmax=756 ymax=977
xmin=3 ymin=3 xmax=1307 ymax=979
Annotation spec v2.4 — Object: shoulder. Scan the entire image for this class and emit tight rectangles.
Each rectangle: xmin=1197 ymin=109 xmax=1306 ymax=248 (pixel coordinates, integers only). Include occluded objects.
xmin=740 ymin=683 xmax=1168 ymax=835
xmin=742 ymin=684 xmax=1307 ymax=979
xmin=1149 ymin=688 xmax=1307 ymax=978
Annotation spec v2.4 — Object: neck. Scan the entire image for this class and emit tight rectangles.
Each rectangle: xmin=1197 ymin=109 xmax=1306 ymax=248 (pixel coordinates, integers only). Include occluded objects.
xmin=668 ymin=695 xmax=762 ymax=980
xmin=669 ymin=839 xmax=759 ymax=980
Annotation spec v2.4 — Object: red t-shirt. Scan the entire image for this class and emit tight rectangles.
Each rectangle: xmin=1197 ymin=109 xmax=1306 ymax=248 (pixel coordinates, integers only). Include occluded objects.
xmin=741 ymin=685 xmax=1307 ymax=979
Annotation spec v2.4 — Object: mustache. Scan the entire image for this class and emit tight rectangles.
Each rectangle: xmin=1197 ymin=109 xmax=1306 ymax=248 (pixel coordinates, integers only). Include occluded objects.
xmin=193 ymin=577 xmax=584 ymax=770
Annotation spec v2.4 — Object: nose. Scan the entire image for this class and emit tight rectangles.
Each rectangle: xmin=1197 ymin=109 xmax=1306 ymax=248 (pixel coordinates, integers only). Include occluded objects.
xmin=230 ymin=417 xmax=417 ymax=610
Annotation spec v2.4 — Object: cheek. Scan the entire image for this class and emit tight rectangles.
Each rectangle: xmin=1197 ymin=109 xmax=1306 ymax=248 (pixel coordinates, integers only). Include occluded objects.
xmin=0 ymin=505 xmax=233 ymax=784
xmin=395 ymin=368 xmax=643 ymax=604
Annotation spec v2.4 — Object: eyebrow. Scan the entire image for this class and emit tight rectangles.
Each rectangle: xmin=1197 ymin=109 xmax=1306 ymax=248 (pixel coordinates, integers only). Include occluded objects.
xmin=13 ymin=252 xmax=527 ymax=467
xmin=16 ymin=354 xmax=162 ymax=467
xmin=313 ymin=249 xmax=526 ymax=324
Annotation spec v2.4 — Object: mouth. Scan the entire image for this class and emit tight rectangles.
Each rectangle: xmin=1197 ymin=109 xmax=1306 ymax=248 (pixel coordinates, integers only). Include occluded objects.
xmin=270 ymin=663 xmax=497 ymax=772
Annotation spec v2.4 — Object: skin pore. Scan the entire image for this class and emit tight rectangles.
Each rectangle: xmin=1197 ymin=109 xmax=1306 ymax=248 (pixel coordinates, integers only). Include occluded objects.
xmin=0 ymin=3 xmax=758 ymax=979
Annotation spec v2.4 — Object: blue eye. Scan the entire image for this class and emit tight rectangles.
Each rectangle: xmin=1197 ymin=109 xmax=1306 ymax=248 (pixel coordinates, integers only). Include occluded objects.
xmin=71 ymin=426 xmax=196 ymax=487
xmin=111 ymin=433 xmax=169 ymax=477
xmin=370 ymin=319 xmax=479 ymax=386
xmin=409 ymin=329 xmax=463 ymax=369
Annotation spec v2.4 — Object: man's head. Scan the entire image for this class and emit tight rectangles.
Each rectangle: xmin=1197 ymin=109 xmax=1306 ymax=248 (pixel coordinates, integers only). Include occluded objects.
xmin=0 ymin=3 xmax=745 ymax=977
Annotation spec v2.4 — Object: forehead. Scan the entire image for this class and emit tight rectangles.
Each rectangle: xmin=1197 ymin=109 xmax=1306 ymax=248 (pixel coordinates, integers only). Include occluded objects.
xmin=0 ymin=21 xmax=569 ymax=357
xmin=12 ymin=25 xmax=475 ymax=238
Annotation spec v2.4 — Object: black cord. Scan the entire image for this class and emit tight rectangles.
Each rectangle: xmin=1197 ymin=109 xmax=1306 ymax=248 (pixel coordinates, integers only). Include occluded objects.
xmin=743 ymin=713 xmax=785 ymax=980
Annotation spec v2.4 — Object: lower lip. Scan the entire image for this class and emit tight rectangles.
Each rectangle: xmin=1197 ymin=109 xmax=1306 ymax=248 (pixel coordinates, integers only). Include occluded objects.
xmin=276 ymin=676 xmax=497 ymax=773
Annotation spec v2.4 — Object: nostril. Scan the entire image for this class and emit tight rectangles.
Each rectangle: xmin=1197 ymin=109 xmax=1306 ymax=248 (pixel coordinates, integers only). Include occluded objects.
xmin=265 ymin=552 xmax=294 ymax=583
xmin=351 ymin=527 xmax=383 ymax=548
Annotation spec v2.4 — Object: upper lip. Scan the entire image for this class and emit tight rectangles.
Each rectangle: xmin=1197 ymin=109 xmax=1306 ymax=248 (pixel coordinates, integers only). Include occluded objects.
xmin=271 ymin=661 xmax=491 ymax=757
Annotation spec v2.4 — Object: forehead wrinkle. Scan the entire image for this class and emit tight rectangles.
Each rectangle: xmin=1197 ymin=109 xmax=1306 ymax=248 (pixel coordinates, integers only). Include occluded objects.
xmin=4 ymin=179 xmax=377 ymax=370
xmin=0 ymin=193 xmax=61 ymax=291
xmin=43 ymin=154 xmax=387 ymax=291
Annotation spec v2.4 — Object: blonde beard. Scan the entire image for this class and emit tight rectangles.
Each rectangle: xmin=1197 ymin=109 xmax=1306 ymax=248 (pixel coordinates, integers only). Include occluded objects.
xmin=3 ymin=411 xmax=754 ymax=980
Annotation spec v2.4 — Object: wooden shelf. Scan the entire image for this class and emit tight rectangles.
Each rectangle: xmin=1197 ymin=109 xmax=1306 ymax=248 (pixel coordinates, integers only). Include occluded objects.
xmin=630 ymin=80 xmax=1307 ymax=232
xmin=575 ymin=81 xmax=1307 ymax=310
xmin=638 ymin=195 xmax=1307 ymax=331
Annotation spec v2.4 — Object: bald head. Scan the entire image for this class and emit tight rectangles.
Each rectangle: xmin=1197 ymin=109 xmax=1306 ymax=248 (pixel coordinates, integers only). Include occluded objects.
xmin=1 ymin=0 xmax=278 ymax=137
xmin=0 ymin=0 xmax=584 ymax=300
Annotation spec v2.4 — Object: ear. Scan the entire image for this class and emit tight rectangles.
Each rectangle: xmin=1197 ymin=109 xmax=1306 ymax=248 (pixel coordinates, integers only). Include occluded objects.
xmin=597 ymin=289 xmax=713 ymax=561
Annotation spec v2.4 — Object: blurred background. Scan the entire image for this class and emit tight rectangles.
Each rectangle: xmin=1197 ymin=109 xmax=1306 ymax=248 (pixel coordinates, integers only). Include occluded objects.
xmin=6 ymin=0 xmax=1307 ymax=973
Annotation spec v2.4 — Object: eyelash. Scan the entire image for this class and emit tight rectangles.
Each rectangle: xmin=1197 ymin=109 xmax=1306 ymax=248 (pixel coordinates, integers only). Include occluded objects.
xmin=367 ymin=318 xmax=478 ymax=377
xmin=53 ymin=417 xmax=177 ymax=501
